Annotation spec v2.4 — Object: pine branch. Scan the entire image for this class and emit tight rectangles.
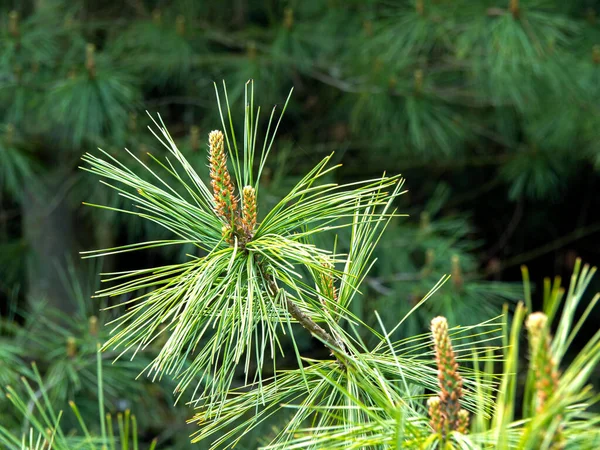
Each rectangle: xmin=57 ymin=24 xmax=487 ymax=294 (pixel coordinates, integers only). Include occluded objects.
xmin=263 ymin=264 xmax=348 ymax=366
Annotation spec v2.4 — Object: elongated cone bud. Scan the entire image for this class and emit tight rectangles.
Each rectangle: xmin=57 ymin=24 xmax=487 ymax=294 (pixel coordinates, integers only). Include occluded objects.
xmin=86 ymin=43 xmax=96 ymax=77
xmin=451 ymin=255 xmax=463 ymax=289
xmin=414 ymin=69 xmax=424 ymax=93
xmin=509 ymin=0 xmax=519 ymax=17
xmin=242 ymin=186 xmax=257 ymax=238
xmin=426 ymin=248 xmax=435 ymax=265
xmin=593 ymin=45 xmax=600 ymax=65
xmin=222 ymin=224 xmax=233 ymax=244
xmin=176 ymin=15 xmax=185 ymax=36
xmin=428 ymin=396 xmax=445 ymax=434
xmin=431 ymin=316 xmax=465 ymax=432
xmin=318 ymin=260 xmax=338 ymax=312
xmin=283 ymin=7 xmax=294 ymax=29
xmin=526 ymin=312 xmax=564 ymax=447
xmin=67 ymin=336 xmax=77 ymax=358
xmin=416 ymin=0 xmax=424 ymax=16
xmin=208 ymin=130 xmax=238 ymax=224
xmin=526 ymin=312 xmax=560 ymax=412
xmin=89 ymin=316 xmax=98 ymax=336
xmin=9 ymin=11 xmax=19 ymax=37
xmin=456 ymin=409 xmax=470 ymax=434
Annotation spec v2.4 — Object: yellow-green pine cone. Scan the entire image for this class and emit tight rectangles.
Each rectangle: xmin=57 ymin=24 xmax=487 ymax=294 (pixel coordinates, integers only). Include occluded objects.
xmin=318 ymin=262 xmax=338 ymax=311
xmin=66 ymin=336 xmax=77 ymax=358
xmin=526 ymin=312 xmax=564 ymax=448
xmin=221 ymin=224 xmax=234 ymax=245
xmin=208 ymin=130 xmax=238 ymax=224
xmin=456 ymin=409 xmax=470 ymax=434
xmin=89 ymin=316 xmax=98 ymax=336
xmin=525 ymin=312 xmax=560 ymax=412
xmin=427 ymin=396 xmax=445 ymax=435
xmin=431 ymin=316 xmax=464 ymax=431
xmin=241 ymin=185 xmax=257 ymax=238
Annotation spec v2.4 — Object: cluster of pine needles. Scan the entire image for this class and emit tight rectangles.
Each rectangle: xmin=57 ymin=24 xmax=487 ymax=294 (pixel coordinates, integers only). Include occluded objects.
xmin=0 ymin=83 xmax=599 ymax=449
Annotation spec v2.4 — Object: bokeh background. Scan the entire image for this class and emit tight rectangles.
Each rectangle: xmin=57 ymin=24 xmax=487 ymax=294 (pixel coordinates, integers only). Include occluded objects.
xmin=1 ymin=0 xmax=599 ymax=448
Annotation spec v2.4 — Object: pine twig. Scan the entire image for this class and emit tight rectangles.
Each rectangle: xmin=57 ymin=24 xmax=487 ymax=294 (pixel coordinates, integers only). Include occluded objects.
xmin=264 ymin=268 xmax=348 ymax=366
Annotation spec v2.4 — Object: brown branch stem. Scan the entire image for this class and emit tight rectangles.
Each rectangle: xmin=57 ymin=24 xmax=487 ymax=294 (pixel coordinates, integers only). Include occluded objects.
xmin=264 ymin=268 xmax=348 ymax=366
xmin=284 ymin=296 xmax=339 ymax=350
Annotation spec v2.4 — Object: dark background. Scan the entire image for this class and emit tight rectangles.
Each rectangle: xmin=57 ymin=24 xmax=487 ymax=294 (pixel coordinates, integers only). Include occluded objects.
xmin=1 ymin=0 xmax=599 ymax=447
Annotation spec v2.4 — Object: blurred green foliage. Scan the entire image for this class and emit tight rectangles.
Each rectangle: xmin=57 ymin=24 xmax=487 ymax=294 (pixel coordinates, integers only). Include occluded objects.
xmin=1 ymin=0 xmax=600 ymax=447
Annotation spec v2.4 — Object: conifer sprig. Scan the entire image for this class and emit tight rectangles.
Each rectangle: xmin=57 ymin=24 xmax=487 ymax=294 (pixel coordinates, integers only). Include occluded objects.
xmin=76 ymin=80 xmax=600 ymax=450
xmin=190 ymin=309 xmax=499 ymax=449
xmin=472 ymin=260 xmax=600 ymax=449
xmin=81 ymin=82 xmax=405 ymax=408
xmin=0 ymin=355 xmax=157 ymax=450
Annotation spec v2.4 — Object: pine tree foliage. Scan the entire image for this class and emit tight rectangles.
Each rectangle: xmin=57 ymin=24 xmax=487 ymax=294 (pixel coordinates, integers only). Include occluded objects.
xmin=2 ymin=0 xmax=599 ymax=202
xmin=1 ymin=0 xmax=598 ymax=303
xmin=0 ymin=355 xmax=159 ymax=450
xmin=80 ymin=82 xmax=406 ymax=407
xmin=244 ymin=261 xmax=600 ymax=449
xmin=107 ymin=12 xmax=201 ymax=88
xmin=365 ymin=186 xmax=522 ymax=340
xmin=0 ymin=1 xmax=599 ymax=448
xmin=42 ymin=47 xmax=140 ymax=148
xmin=74 ymin=86 xmax=597 ymax=449
xmin=0 ymin=124 xmax=36 ymax=201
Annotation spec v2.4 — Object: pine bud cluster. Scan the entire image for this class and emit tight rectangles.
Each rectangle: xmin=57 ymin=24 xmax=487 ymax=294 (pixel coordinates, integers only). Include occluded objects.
xmin=526 ymin=312 xmax=564 ymax=448
xmin=209 ymin=130 xmax=238 ymax=224
xmin=429 ymin=316 xmax=470 ymax=439
xmin=208 ymin=130 xmax=258 ymax=245
xmin=241 ymin=186 xmax=257 ymax=238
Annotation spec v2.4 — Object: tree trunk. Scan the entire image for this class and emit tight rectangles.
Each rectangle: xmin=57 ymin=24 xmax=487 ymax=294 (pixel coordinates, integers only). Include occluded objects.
xmin=23 ymin=171 xmax=78 ymax=313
